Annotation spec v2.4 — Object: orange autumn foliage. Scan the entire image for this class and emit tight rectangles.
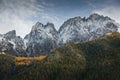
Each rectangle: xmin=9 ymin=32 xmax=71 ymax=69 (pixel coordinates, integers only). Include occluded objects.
xmin=15 ymin=56 xmax=46 ymax=65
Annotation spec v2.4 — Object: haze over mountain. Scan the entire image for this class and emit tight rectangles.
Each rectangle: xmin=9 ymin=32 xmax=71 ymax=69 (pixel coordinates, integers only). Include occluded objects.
xmin=0 ymin=13 xmax=119 ymax=56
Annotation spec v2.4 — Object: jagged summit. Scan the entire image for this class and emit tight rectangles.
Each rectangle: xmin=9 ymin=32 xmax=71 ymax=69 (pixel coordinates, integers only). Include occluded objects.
xmin=24 ymin=22 xmax=57 ymax=56
xmin=87 ymin=13 xmax=113 ymax=21
xmin=58 ymin=13 xmax=118 ymax=45
xmin=0 ymin=30 xmax=26 ymax=56
xmin=25 ymin=22 xmax=57 ymax=41
xmin=45 ymin=22 xmax=54 ymax=27
xmin=4 ymin=30 xmax=16 ymax=40
xmin=89 ymin=13 xmax=102 ymax=18
xmin=31 ymin=22 xmax=56 ymax=31
xmin=58 ymin=16 xmax=82 ymax=33
xmin=31 ymin=22 xmax=44 ymax=31
xmin=45 ymin=22 xmax=57 ymax=32
xmin=59 ymin=13 xmax=110 ymax=33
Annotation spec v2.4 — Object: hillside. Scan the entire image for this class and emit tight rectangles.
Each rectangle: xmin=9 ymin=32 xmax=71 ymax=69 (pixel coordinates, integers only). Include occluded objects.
xmin=0 ymin=32 xmax=120 ymax=80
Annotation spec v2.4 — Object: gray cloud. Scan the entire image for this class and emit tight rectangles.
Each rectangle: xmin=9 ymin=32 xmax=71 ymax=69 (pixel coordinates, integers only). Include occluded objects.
xmin=93 ymin=6 xmax=120 ymax=23
xmin=0 ymin=0 xmax=120 ymax=37
xmin=93 ymin=6 xmax=120 ymax=32
xmin=0 ymin=0 xmax=59 ymax=37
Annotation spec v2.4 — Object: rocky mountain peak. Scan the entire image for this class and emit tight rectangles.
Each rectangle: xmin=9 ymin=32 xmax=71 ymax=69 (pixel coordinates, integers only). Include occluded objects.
xmin=88 ymin=13 xmax=112 ymax=21
xmin=0 ymin=30 xmax=26 ymax=56
xmin=65 ymin=16 xmax=82 ymax=24
xmin=89 ymin=13 xmax=101 ymax=18
xmin=25 ymin=22 xmax=57 ymax=41
xmin=31 ymin=22 xmax=44 ymax=31
xmin=58 ymin=17 xmax=82 ymax=33
xmin=58 ymin=13 xmax=118 ymax=45
xmin=4 ymin=30 xmax=16 ymax=40
xmin=45 ymin=22 xmax=54 ymax=27
xmin=45 ymin=22 xmax=57 ymax=34
xmin=24 ymin=22 xmax=58 ymax=56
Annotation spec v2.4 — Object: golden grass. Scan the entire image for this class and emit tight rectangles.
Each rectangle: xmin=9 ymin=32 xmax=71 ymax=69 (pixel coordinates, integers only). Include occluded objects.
xmin=15 ymin=56 xmax=46 ymax=65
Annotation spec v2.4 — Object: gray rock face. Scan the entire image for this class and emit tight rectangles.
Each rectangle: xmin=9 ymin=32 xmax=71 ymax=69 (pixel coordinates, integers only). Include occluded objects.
xmin=4 ymin=30 xmax=16 ymax=40
xmin=24 ymin=22 xmax=58 ymax=56
xmin=0 ymin=13 xmax=119 ymax=56
xmin=0 ymin=30 xmax=26 ymax=56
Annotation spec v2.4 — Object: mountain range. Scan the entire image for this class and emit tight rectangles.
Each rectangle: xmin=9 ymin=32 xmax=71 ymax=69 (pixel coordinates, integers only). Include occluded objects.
xmin=0 ymin=13 xmax=119 ymax=56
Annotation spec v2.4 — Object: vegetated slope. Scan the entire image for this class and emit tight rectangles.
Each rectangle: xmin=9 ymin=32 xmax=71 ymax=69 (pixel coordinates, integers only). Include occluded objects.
xmin=77 ymin=32 xmax=120 ymax=80
xmin=0 ymin=54 xmax=15 ymax=79
xmin=0 ymin=32 xmax=120 ymax=80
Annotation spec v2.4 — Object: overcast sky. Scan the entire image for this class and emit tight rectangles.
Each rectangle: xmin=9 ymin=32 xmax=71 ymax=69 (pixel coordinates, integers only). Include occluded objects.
xmin=0 ymin=0 xmax=120 ymax=37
